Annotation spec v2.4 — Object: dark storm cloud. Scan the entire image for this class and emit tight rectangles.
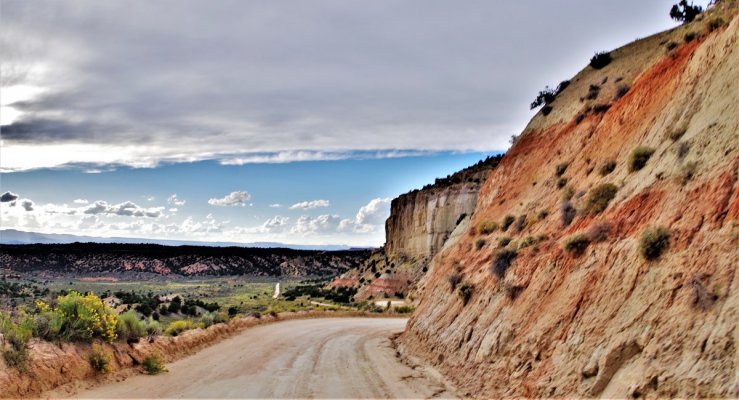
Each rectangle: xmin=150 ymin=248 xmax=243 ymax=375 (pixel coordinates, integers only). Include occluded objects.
xmin=1 ymin=0 xmax=697 ymax=168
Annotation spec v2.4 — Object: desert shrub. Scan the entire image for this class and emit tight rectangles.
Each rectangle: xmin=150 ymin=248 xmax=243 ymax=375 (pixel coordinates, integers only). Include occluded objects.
xmin=537 ymin=209 xmax=549 ymax=220
xmin=684 ymin=32 xmax=696 ymax=42
xmin=708 ymin=17 xmax=725 ymax=31
xmin=477 ymin=220 xmax=499 ymax=235
xmin=530 ymin=80 xmax=570 ymax=110
xmin=1 ymin=314 xmax=32 ymax=371
xmin=89 ymin=344 xmax=112 ymax=374
xmin=562 ymin=186 xmax=575 ymax=201
xmin=498 ymin=237 xmax=512 ymax=247
xmin=501 ymin=215 xmax=515 ymax=231
xmin=143 ymin=317 xmax=162 ymax=336
xmin=457 ymin=284 xmax=474 ymax=306
xmin=639 ymin=226 xmax=671 ymax=260
xmin=666 ymin=41 xmax=679 ymax=51
xmin=586 ymin=222 xmax=611 ymax=243
xmin=200 ymin=311 xmax=229 ymax=328
xmin=678 ymin=161 xmax=698 ymax=185
xmin=586 ymin=84 xmax=600 ymax=100
xmin=48 ymin=292 xmax=118 ymax=343
xmin=676 ymin=141 xmax=690 ymax=159
xmin=227 ymin=306 xmax=239 ymax=317
xmin=599 ymin=160 xmax=617 ymax=176
xmin=670 ymin=1 xmax=703 ymax=23
xmin=585 ymin=183 xmax=618 ymax=214
xmin=117 ymin=310 xmax=146 ymax=343
xmin=518 ymin=236 xmax=537 ymax=249
xmin=251 ymin=312 xmax=262 ymax=319
xmin=447 ymin=274 xmax=462 ymax=292
xmin=491 ymin=249 xmax=518 ymax=279
xmin=561 ymin=201 xmax=577 ymax=227
xmin=142 ymin=353 xmax=167 ymax=375
xmin=393 ymin=305 xmax=415 ymax=314
xmin=555 ymin=162 xmax=569 ymax=176
xmin=575 ymin=113 xmax=586 ymax=124
xmin=629 ymin=147 xmax=656 ymax=172
xmin=614 ymin=84 xmax=630 ymax=100
xmin=514 ymin=214 xmax=527 ymax=233
xmin=563 ymin=234 xmax=590 ymax=256
xmin=475 ymin=238 xmax=486 ymax=251
xmin=557 ymin=177 xmax=568 ymax=189
xmin=590 ymin=52 xmax=612 ymax=69
xmin=541 ymin=105 xmax=553 ymax=116
xmin=592 ymin=103 xmax=611 ymax=114
xmin=164 ymin=320 xmax=202 ymax=336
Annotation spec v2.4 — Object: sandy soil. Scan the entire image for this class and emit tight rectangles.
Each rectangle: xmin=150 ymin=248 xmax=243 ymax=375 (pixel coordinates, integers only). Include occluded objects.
xmin=70 ymin=318 xmax=455 ymax=399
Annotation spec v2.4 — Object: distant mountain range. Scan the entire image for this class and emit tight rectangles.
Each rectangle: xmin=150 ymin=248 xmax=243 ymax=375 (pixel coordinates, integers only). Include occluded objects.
xmin=0 ymin=229 xmax=364 ymax=251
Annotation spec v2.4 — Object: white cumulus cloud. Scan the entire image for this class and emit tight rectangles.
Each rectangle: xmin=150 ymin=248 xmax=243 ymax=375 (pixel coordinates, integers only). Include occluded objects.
xmin=289 ymin=199 xmax=330 ymax=210
xmin=208 ymin=191 xmax=251 ymax=207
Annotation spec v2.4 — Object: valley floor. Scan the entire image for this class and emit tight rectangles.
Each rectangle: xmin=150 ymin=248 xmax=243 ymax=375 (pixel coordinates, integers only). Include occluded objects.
xmin=54 ymin=318 xmax=454 ymax=399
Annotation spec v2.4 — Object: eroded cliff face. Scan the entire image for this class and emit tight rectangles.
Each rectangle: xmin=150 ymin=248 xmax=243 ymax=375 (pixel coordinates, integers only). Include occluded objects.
xmin=400 ymin=6 xmax=739 ymax=398
xmin=331 ymin=157 xmax=502 ymax=300
xmin=385 ymin=183 xmax=480 ymax=259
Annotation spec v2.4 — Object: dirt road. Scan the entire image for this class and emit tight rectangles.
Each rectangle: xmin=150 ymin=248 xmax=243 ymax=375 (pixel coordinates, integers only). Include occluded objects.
xmin=75 ymin=318 xmax=455 ymax=398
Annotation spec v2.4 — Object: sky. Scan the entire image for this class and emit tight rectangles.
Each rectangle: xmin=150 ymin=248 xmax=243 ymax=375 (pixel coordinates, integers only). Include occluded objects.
xmin=0 ymin=0 xmax=704 ymax=246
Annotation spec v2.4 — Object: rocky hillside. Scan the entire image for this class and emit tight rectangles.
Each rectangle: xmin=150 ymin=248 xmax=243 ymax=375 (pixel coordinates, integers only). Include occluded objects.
xmin=0 ymin=243 xmax=369 ymax=277
xmin=399 ymin=3 xmax=738 ymax=398
xmin=330 ymin=155 xmax=502 ymax=300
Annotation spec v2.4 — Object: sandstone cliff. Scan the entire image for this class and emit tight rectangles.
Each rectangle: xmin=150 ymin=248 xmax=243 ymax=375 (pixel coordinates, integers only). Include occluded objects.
xmin=330 ymin=156 xmax=502 ymax=300
xmin=400 ymin=4 xmax=739 ymax=398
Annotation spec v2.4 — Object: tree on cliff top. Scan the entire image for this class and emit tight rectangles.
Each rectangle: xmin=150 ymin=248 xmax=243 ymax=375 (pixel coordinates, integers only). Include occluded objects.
xmin=670 ymin=1 xmax=703 ymax=23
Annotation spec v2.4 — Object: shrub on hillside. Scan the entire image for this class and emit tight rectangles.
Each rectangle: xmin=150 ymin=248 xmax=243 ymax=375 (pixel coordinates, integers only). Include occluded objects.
xmin=629 ymin=147 xmax=656 ymax=172
xmin=89 ymin=344 xmax=112 ymax=374
xmin=614 ymin=84 xmax=630 ymax=100
xmin=708 ymin=17 xmax=726 ymax=32
xmin=676 ymin=141 xmax=690 ymax=159
xmin=0 ymin=313 xmax=32 ymax=371
xmin=491 ymin=249 xmax=518 ymax=279
xmin=501 ymin=215 xmax=515 ymax=231
xmin=117 ymin=310 xmax=146 ymax=343
xmin=585 ymin=183 xmax=618 ymax=215
xmin=557 ymin=177 xmax=568 ymax=189
xmin=563 ymin=234 xmax=591 ymax=256
xmin=164 ymin=320 xmax=203 ymax=336
xmin=586 ymin=84 xmax=600 ymax=100
xmin=537 ymin=209 xmax=549 ymax=220
xmin=142 ymin=353 xmax=167 ymax=375
xmin=560 ymin=201 xmax=577 ymax=227
xmin=665 ymin=41 xmax=679 ymax=51
xmin=447 ymin=273 xmax=462 ymax=292
xmin=639 ymin=226 xmax=671 ymax=260
xmin=477 ymin=220 xmax=498 ymax=235
xmin=514 ymin=214 xmax=528 ymax=233
xmin=475 ymin=238 xmax=486 ymax=251
xmin=530 ymin=80 xmax=570 ymax=110
xmin=498 ymin=237 xmax=512 ymax=247
xmin=599 ymin=160 xmax=617 ymax=176
xmin=670 ymin=1 xmax=703 ymax=23
xmin=555 ymin=162 xmax=569 ymax=177
xmin=35 ymin=292 xmax=118 ymax=343
xmin=457 ymin=283 xmax=474 ymax=306
xmin=684 ymin=32 xmax=696 ymax=42
xmin=590 ymin=52 xmax=612 ymax=69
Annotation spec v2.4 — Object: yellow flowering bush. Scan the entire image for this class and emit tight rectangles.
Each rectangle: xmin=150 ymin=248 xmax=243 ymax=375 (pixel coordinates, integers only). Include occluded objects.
xmin=38 ymin=292 xmax=118 ymax=343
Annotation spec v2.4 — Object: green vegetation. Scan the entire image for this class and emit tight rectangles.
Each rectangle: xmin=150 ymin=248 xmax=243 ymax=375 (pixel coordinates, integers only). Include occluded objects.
xmin=447 ymin=274 xmax=462 ymax=292
xmin=590 ymin=51 xmax=612 ymax=69
xmin=708 ymin=17 xmax=726 ymax=32
xmin=117 ymin=310 xmax=147 ymax=343
xmin=555 ymin=162 xmax=569 ymax=177
xmin=142 ymin=353 xmax=167 ymax=375
xmin=560 ymin=201 xmax=577 ymax=227
xmin=629 ymin=146 xmax=656 ymax=172
xmin=563 ymin=234 xmax=591 ymax=256
xmin=514 ymin=214 xmax=528 ymax=233
xmin=530 ymin=80 xmax=570 ymax=110
xmin=586 ymin=183 xmax=619 ymax=214
xmin=458 ymin=283 xmax=474 ymax=306
xmin=599 ymin=160 xmax=617 ymax=176
xmin=670 ymin=1 xmax=703 ymax=23
xmin=89 ymin=344 xmax=112 ymax=374
xmin=640 ymin=226 xmax=671 ymax=260
xmin=491 ymin=249 xmax=517 ymax=280
xmin=477 ymin=220 xmax=499 ymax=235
xmin=0 ymin=312 xmax=31 ymax=371
xmin=501 ymin=215 xmax=516 ymax=231
xmin=164 ymin=319 xmax=204 ymax=336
